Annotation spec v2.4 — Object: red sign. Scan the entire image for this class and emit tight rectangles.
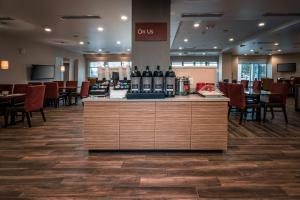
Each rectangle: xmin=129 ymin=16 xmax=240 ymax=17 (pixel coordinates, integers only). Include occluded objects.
xmin=135 ymin=22 xmax=167 ymax=41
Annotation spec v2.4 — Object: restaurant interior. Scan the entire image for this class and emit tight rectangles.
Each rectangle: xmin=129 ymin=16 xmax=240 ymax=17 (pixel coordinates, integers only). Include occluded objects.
xmin=0 ymin=0 xmax=300 ymax=199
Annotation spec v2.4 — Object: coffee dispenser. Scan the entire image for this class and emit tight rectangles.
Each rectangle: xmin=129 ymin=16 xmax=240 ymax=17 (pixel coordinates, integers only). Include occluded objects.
xmin=130 ymin=66 xmax=141 ymax=93
xmin=153 ymin=66 xmax=164 ymax=93
xmin=165 ymin=66 xmax=176 ymax=97
xmin=142 ymin=66 xmax=153 ymax=93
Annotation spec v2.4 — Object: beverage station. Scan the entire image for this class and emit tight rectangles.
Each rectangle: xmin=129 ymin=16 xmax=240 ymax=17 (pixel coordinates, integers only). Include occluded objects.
xmin=83 ymin=66 xmax=229 ymax=151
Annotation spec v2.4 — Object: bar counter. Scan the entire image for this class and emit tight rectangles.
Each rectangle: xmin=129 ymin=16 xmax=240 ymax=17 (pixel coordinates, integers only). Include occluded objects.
xmin=83 ymin=95 xmax=229 ymax=151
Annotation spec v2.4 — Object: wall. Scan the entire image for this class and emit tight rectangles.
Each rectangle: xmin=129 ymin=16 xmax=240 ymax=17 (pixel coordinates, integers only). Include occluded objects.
xmin=0 ymin=33 xmax=86 ymax=84
xmin=132 ymin=0 xmax=170 ymax=71
xmin=271 ymin=53 xmax=300 ymax=80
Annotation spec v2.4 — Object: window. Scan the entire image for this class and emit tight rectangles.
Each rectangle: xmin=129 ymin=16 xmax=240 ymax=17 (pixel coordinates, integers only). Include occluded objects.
xmin=238 ymin=63 xmax=267 ymax=82
xmin=208 ymin=61 xmax=218 ymax=67
xmin=195 ymin=61 xmax=206 ymax=67
xmin=88 ymin=62 xmax=105 ymax=77
xmin=107 ymin=62 xmax=121 ymax=68
xmin=172 ymin=61 xmax=183 ymax=67
xmin=183 ymin=61 xmax=194 ymax=67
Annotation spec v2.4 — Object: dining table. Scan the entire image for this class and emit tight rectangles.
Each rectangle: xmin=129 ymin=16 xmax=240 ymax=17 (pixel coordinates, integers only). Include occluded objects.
xmin=59 ymin=86 xmax=79 ymax=106
xmin=244 ymin=88 xmax=276 ymax=122
xmin=0 ymin=93 xmax=26 ymax=127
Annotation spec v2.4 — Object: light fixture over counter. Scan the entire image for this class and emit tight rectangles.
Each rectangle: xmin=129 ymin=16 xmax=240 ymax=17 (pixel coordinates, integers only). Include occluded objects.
xmin=0 ymin=60 xmax=9 ymax=70
xmin=60 ymin=65 xmax=66 ymax=72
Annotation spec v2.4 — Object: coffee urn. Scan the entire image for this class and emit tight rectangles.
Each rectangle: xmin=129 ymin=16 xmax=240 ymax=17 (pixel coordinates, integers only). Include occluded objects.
xmin=165 ymin=66 xmax=176 ymax=97
xmin=153 ymin=66 xmax=164 ymax=93
xmin=142 ymin=66 xmax=153 ymax=93
xmin=130 ymin=66 xmax=141 ymax=93
xmin=176 ymin=76 xmax=190 ymax=96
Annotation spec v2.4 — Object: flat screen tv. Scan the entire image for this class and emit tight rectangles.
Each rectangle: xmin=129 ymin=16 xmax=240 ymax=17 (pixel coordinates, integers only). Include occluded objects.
xmin=277 ymin=63 xmax=296 ymax=73
xmin=31 ymin=65 xmax=55 ymax=80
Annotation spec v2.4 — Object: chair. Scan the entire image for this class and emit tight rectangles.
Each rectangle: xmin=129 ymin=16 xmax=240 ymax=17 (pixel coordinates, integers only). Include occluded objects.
xmin=261 ymin=78 xmax=273 ymax=91
xmin=0 ymin=84 xmax=13 ymax=94
xmin=218 ymin=82 xmax=228 ymax=97
xmin=232 ymin=80 xmax=237 ymax=83
xmin=54 ymin=81 xmax=65 ymax=87
xmin=261 ymin=83 xmax=289 ymax=123
xmin=252 ymin=80 xmax=262 ymax=91
xmin=13 ymin=84 xmax=28 ymax=105
xmin=228 ymin=83 xmax=259 ymax=124
xmin=44 ymin=82 xmax=60 ymax=107
xmin=241 ymin=80 xmax=249 ymax=89
xmin=28 ymin=82 xmax=43 ymax=85
xmin=74 ymin=81 xmax=90 ymax=104
xmin=5 ymin=85 xmax=46 ymax=127
xmin=66 ymin=81 xmax=78 ymax=88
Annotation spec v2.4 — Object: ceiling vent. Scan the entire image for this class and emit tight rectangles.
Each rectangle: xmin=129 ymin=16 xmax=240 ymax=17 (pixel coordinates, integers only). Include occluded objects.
xmin=263 ymin=13 xmax=300 ymax=17
xmin=181 ymin=13 xmax=223 ymax=18
xmin=0 ymin=17 xmax=15 ymax=21
xmin=61 ymin=15 xmax=101 ymax=20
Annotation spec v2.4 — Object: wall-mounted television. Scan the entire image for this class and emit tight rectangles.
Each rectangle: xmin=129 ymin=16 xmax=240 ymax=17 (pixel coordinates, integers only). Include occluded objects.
xmin=31 ymin=65 xmax=55 ymax=80
xmin=277 ymin=63 xmax=296 ymax=73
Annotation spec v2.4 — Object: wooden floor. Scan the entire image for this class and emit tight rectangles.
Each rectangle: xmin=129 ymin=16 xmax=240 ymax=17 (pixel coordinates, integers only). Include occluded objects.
xmin=0 ymin=99 xmax=300 ymax=199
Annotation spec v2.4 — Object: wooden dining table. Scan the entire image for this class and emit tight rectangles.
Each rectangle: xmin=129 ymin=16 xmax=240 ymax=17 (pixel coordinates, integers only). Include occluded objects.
xmin=0 ymin=93 xmax=26 ymax=127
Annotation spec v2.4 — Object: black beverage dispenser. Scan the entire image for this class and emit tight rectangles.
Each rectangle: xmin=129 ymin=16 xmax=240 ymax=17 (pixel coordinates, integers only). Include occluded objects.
xmin=142 ymin=66 xmax=153 ymax=93
xmin=153 ymin=65 xmax=164 ymax=93
xmin=130 ymin=66 xmax=141 ymax=93
xmin=165 ymin=66 xmax=176 ymax=97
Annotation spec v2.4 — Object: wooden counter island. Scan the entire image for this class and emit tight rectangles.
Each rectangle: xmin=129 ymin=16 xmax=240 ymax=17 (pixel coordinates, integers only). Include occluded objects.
xmin=83 ymin=95 xmax=229 ymax=151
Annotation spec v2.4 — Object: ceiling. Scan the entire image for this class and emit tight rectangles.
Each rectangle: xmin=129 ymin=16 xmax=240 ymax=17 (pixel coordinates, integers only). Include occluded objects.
xmin=1 ymin=0 xmax=300 ymax=56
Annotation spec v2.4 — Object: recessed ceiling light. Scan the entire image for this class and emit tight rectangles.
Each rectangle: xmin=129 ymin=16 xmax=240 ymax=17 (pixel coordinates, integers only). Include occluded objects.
xmin=244 ymin=54 xmax=248 ymax=56
xmin=127 ymin=48 xmax=130 ymax=51
xmin=274 ymin=42 xmax=279 ymax=46
xmin=277 ymin=49 xmax=282 ymax=52
xmin=202 ymin=52 xmax=206 ymax=55
xmin=213 ymin=46 xmax=218 ymax=49
xmin=44 ymin=27 xmax=52 ymax=32
xmin=193 ymin=23 xmax=200 ymax=28
xmin=79 ymin=41 xmax=84 ymax=45
xmin=179 ymin=53 xmax=182 ymax=56
xmin=179 ymin=46 xmax=183 ymax=50
xmin=258 ymin=22 xmax=265 ymax=27
xmin=269 ymin=53 xmax=272 ymax=56
xmin=250 ymin=49 xmax=254 ymax=52
xmin=98 ymin=49 xmax=102 ymax=52
xmin=121 ymin=15 xmax=128 ymax=21
xmin=97 ymin=27 xmax=104 ymax=32
xmin=116 ymin=41 xmax=121 ymax=45
xmin=229 ymin=38 xmax=234 ymax=42
xmin=184 ymin=38 xmax=188 ymax=42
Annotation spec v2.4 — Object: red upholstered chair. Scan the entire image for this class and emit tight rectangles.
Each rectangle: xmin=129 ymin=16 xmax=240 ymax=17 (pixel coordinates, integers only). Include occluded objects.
xmin=241 ymin=80 xmax=249 ymax=89
xmin=66 ymin=81 xmax=78 ymax=88
xmin=28 ymin=82 xmax=43 ymax=85
xmin=12 ymin=84 xmax=28 ymax=105
xmin=228 ymin=83 xmax=259 ymax=124
xmin=44 ymin=82 xmax=60 ymax=107
xmin=5 ymin=85 xmax=46 ymax=127
xmin=252 ymin=80 xmax=262 ymax=91
xmin=261 ymin=83 xmax=289 ymax=123
xmin=74 ymin=81 xmax=90 ymax=104
xmin=54 ymin=81 xmax=65 ymax=87
xmin=0 ymin=84 xmax=13 ymax=94
xmin=218 ymin=82 xmax=228 ymax=97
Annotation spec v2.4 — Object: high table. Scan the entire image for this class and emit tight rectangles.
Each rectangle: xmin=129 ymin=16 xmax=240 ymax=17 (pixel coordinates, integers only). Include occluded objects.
xmin=83 ymin=95 xmax=229 ymax=151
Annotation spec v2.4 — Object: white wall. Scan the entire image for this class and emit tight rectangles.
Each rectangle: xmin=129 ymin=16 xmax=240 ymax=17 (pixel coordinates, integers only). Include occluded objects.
xmin=0 ymin=34 xmax=86 ymax=84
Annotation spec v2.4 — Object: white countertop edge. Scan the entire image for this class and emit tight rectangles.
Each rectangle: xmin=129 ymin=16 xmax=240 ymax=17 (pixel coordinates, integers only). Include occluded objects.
xmin=83 ymin=94 xmax=229 ymax=102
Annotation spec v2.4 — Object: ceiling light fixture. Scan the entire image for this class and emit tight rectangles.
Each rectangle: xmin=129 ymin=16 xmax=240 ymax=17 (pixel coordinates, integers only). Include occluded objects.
xmin=213 ymin=46 xmax=218 ymax=49
xmin=79 ymin=41 xmax=84 ymax=45
xmin=250 ymin=49 xmax=254 ymax=52
xmin=44 ymin=27 xmax=52 ymax=32
xmin=229 ymin=38 xmax=234 ymax=42
xmin=258 ymin=22 xmax=265 ymax=27
xmin=277 ymin=49 xmax=282 ymax=52
xmin=202 ymin=52 xmax=206 ymax=55
xmin=179 ymin=53 xmax=182 ymax=56
xmin=127 ymin=48 xmax=130 ymax=51
xmin=97 ymin=27 xmax=104 ymax=32
xmin=179 ymin=46 xmax=183 ymax=50
xmin=116 ymin=41 xmax=121 ymax=45
xmin=193 ymin=23 xmax=200 ymax=28
xmin=121 ymin=15 xmax=128 ymax=21
xmin=244 ymin=54 xmax=248 ymax=56
xmin=98 ymin=49 xmax=102 ymax=52
xmin=184 ymin=38 xmax=188 ymax=42
xmin=274 ymin=42 xmax=279 ymax=46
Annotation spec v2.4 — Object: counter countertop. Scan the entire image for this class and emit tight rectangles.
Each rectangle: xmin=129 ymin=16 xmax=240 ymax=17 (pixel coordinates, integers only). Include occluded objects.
xmin=83 ymin=94 xmax=229 ymax=102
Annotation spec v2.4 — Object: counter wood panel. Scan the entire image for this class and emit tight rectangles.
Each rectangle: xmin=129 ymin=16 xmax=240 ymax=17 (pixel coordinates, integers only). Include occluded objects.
xmin=155 ymin=102 xmax=191 ymax=149
xmin=119 ymin=102 xmax=155 ymax=149
xmin=84 ymin=101 xmax=119 ymax=149
xmin=191 ymin=102 xmax=228 ymax=150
